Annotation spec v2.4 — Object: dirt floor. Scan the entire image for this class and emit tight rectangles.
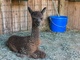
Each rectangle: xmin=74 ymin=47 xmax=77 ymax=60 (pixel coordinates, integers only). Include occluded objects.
xmin=0 ymin=30 xmax=80 ymax=60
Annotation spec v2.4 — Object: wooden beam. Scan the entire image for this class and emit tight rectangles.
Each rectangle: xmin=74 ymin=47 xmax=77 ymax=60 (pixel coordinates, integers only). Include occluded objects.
xmin=58 ymin=0 xmax=66 ymax=15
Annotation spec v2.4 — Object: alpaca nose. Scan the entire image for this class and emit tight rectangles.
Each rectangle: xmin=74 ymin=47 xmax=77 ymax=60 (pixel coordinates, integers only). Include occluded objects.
xmin=36 ymin=20 xmax=40 ymax=26
xmin=37 ymin=21 xmax=40 ymax=25
xmin=37 ymin=20 xmax=40 ymax=23
xmin=38 ymin=19 xmax=41 ymax=22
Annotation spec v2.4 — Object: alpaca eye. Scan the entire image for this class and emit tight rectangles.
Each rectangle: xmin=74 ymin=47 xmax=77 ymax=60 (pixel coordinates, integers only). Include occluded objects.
xmin=33 ymin=18 xmax=35 ymax=19
xmin=33 ymin=18 xmax=36 ymax=20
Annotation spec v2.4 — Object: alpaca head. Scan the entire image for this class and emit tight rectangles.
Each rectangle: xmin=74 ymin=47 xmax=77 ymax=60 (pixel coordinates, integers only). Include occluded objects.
xmin=28 ymin=7 xmax=46 ymax=27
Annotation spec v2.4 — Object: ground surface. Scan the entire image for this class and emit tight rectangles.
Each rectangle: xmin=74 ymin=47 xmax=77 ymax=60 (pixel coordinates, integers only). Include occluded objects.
xmin=0 ymin=30 xmax=80 ymax=60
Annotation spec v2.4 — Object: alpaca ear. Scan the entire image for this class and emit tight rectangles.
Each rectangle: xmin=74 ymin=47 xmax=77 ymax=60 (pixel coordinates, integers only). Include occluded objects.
xmin=28 ymin=7 xmax=33 ymax=14
xmin=41 ymin=7 xmax=46 ymax=14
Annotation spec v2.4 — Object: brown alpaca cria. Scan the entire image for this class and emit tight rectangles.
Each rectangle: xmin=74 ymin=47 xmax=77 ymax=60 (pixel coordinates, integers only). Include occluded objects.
xmin=6 ymin=7 xmax=46 ymax=59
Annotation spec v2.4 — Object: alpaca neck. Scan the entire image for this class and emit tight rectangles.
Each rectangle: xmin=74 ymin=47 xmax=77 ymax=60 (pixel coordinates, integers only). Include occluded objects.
xmin=31 ymin=26 xmax=40 ymax=39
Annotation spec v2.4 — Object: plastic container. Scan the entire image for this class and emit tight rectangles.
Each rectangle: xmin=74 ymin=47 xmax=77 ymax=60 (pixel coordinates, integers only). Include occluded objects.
xmin=49 ymin=15 xmax=68 ymax=32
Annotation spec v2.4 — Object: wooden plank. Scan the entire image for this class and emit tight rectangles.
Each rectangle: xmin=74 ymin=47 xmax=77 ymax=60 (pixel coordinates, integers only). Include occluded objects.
xmin=0 ymin=12 xmax=2 ymax=34
xmin=69 ymin=0 xmax=80 ymax=2
xmin=59 ymin=0 xmax=66 ymax=15
xmin=47 ymin=0 xmax=53 ymax=16
xmin=1 ymin=0 xmax=12 ymax=34
xmin=34 ymin=0 xmax=41 ymax=11
xmin=12 ymin=5 xmax=20 ymax=32
xmin=67 ymin=2 xmax=80 ymax=30
xmin=73 ymin=2 xmax=80 ymax=30
xmin=47 ymin=0 xmax=58 ymax=16
xmin=67 ymin=2 xmax=74 ymax=29
xmin=19 ymin=2 xmax=27 ymax=31
xmin=19 ymin=5 xmax=25 ymax=31
xmin=0 ymin=0 xmax=2 ymax=34
xmin=64 ymin=1 xmax=68 ymax=16
xmin=77 ymin=2 xmax=80 ymax=30
xmin=12 ymin=1 xmax=28 ymax=32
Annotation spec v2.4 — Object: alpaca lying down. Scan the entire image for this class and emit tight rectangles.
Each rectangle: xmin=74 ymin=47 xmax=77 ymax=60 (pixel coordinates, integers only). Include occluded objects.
xmin=6 ymin=7 xmax=46 ymax=59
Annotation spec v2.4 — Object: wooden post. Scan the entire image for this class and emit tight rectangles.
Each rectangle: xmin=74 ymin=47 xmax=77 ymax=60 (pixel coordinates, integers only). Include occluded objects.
xmin=1 ymin=0 xmax=12 ymax=34
xmin=58 ymin=0 xmax=66 ymax=15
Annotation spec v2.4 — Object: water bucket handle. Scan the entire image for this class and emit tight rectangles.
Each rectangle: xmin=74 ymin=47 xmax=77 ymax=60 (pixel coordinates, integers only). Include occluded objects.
xmin=50 ymin=18 xmax=67 ymax=28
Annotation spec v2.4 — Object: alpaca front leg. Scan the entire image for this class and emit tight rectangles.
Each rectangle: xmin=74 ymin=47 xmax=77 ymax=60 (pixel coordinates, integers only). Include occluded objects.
xmin=16 ymin=53 xmax=26 ymax=58
xmin=34 ymin=49 xmax=46 ymax=59
xmin=29 ymin=53 xmax=38 ymax=59
xmin=30 ymin=49 xmax=46 ymax=59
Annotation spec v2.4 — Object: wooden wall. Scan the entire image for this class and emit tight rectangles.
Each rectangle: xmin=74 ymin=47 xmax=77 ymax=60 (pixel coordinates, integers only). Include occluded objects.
xmin=0 ymin=0 xmax=58 ymax=34
xmin=0 ymin=0 xmax=80 ymax=34
xmin=67 ymin=2 xmax=80 ymax=30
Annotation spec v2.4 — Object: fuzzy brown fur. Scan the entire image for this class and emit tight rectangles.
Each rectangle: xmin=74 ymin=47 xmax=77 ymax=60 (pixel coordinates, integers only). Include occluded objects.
xmin=6 ymin=7 xmax=46 ymax=59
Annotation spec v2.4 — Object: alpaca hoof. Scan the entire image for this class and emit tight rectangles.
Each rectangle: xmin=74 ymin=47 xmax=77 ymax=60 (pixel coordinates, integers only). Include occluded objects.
xmin=29 ymin=54 xmax=38 ymax=59
xmin=38 ymin=51 xmax=46 ymax=59
xmin=34 ymin=50 xmax=46 ymax=59
xmin=16 ymin=53 xmax=26 ymax=58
